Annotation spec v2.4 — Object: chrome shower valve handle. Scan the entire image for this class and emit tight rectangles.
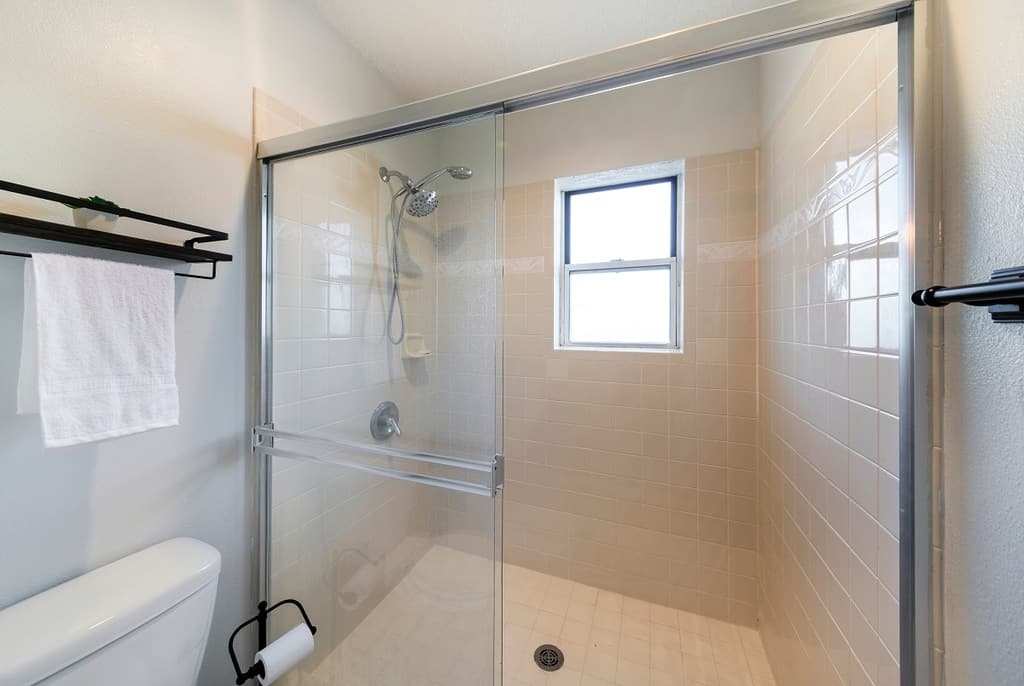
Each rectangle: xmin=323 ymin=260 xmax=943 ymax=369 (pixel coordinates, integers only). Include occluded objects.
xmin=370 ymin=401 xmax=401 ymax=440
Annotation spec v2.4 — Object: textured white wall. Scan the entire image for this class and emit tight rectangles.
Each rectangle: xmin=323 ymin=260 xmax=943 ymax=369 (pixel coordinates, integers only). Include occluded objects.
xmin=312 ymin=0 xmax=783 ymax=100
xmin=0 ymin=2 xmax=399 ymax=684
xmin=938 ymin=0 xmax=1024 ymax=683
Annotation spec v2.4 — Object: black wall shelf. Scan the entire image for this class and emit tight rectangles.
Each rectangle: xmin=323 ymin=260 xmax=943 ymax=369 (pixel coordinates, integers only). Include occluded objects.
xmin=0 ymin=179 xmax=232 ymax=280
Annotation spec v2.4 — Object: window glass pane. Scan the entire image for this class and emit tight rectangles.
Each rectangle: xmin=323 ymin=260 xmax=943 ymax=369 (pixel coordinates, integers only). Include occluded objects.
xmin=568 ymin=267 xmax=671 ymax=345
xmin=568 ymin=180 xmax=674 ymax=263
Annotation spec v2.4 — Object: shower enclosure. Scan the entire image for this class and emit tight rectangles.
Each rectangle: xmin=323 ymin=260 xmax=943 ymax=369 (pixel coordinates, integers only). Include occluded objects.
xmin=254 ymin=2 xmax=934 ymax=685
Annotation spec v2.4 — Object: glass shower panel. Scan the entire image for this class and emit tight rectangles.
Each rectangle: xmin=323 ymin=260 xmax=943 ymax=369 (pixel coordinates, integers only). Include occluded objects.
xmin=499 ymin=23 xmax=901 ymax=686
xmin=264 ymin=113 xmax=502 ymax=686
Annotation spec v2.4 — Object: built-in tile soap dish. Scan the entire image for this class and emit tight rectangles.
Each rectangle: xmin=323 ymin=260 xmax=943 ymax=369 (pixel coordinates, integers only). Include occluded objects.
xmin=403 ymin=333 xmax=431 ymax=359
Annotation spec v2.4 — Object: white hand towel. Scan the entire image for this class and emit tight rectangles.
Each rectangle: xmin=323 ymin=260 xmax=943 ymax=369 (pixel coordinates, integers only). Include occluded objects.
xmin=17 ymin=254 xmax=179 ymax=447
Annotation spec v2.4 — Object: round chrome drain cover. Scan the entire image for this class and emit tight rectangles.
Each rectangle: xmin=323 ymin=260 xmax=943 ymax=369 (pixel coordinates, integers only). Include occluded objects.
xmin=533 ymin=644 xmax=564 ymax=672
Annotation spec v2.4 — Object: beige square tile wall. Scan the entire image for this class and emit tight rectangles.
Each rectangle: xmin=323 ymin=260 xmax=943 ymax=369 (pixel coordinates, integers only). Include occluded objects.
xmin=756 ymin=26 xmax=901 ymax=685
xmin=270 ymin=147 xmax=438 ymax=441
xmin=503 ymin=149 xmax=761 ymax=625
xmin=432 ymin=187 xmax=501 ymax=459
xmin=423 ymin=173 xmax=502 ymax=560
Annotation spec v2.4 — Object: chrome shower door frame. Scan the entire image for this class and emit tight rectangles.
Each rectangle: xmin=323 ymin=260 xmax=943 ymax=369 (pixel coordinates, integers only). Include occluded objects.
xmin=898 ymin=5 xmax=937 ymax=686
xmin=254 ymin=1 xmax=935 ymax=684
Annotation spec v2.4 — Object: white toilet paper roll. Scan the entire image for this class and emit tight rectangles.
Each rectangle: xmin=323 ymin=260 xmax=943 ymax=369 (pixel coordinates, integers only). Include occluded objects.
xmin=255 ymin=623 xmax=315 ymax=685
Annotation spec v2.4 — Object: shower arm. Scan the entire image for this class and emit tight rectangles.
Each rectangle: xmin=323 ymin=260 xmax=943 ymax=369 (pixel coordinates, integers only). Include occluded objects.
xmin=410 ymin=169 xmax=450 ymax=191
xmin=381 ymin=168 xmax=415 ymax=196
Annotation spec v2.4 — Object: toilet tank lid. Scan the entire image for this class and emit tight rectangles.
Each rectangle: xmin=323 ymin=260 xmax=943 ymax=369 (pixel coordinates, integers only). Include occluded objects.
xmin=0 ymin=538 xmax=221 ymax=685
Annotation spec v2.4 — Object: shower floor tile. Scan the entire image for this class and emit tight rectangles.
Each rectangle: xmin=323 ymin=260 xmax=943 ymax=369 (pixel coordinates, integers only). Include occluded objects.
xmin=502 ymin=563 xmax=777 ymax=686
xmin=295 ymin=545 xmax=496 ymax=686
xmin=294 ymin=547 xmax=775 ymax=686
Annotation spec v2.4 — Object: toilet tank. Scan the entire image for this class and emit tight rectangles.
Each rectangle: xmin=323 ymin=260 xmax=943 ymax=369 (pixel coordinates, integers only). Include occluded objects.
xmin=0 ymin=538 xmax=221 ymax=686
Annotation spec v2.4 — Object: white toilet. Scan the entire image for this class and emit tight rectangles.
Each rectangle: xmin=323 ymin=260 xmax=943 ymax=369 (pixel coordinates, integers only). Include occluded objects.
xmin=0 ymin=538 xmax=221 ymax=686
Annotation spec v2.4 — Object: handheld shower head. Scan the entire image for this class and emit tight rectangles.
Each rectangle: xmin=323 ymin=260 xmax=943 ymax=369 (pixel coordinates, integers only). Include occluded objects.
xmin=410 ymin=165 xmax=474 ymax=191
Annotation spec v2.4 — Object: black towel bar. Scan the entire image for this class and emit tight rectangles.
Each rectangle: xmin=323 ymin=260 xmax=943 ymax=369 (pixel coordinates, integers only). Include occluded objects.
xmin=912 ymin=265 xmax=1024 ymax=321
xmin=0 ymin=248 xmax=218 ymax=280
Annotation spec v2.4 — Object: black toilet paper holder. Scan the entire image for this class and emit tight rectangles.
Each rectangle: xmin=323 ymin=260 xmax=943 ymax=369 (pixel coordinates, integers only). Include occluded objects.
xmin=228 ymin=598 xmax=318 ymax=685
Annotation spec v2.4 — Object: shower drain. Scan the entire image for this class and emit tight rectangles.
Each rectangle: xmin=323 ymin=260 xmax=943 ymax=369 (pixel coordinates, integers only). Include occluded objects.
xmin=533 ymin=644 xmax=564 ymax=672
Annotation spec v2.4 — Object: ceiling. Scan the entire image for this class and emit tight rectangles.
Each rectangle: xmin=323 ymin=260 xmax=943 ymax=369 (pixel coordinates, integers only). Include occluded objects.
xmin=311 ymin=0 xmax=787 ymax=102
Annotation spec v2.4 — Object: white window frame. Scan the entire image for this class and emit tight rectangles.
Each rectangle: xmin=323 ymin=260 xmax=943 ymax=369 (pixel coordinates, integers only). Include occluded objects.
xmin=555 ymin=161 xmax=685 ymax=352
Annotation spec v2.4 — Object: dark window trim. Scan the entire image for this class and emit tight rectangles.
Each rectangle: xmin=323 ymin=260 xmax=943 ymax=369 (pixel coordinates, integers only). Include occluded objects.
xmin=563 ymin=175 xmax=678 ymax=264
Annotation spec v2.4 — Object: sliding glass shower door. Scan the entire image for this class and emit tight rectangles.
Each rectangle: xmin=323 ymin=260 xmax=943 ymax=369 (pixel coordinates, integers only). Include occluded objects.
xmin=257 ymin=113 xmax=503 ymax=686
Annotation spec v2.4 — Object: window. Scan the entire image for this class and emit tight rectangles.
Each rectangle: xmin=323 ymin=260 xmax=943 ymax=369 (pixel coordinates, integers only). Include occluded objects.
xmin=558 ymin=170 xmax=681 ymax=351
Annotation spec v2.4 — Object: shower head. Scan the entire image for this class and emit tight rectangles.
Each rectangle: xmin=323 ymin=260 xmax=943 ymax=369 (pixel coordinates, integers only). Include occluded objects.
xmin=406 ymin=189 xmax=439 ymax=217
xmin=380 ymin=165 xmax=473 ymax=217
